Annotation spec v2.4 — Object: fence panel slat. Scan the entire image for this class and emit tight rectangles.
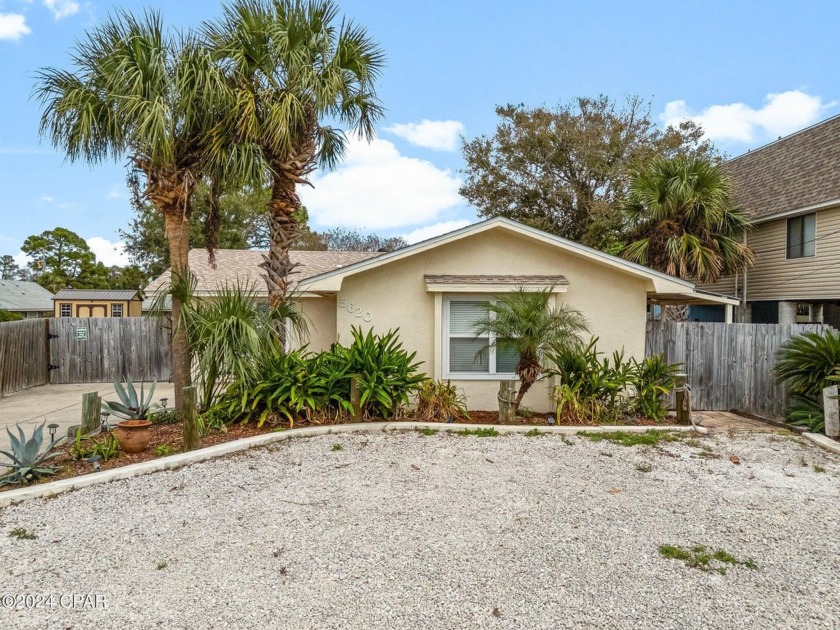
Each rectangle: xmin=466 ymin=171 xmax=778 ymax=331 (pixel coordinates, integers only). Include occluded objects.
xmin=646 ymin=321 xmax=836 ymax=418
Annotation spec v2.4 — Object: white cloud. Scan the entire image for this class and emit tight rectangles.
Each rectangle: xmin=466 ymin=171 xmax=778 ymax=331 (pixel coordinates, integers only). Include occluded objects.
xmin=300 ymin=135 xmax=462 ymax=230
xmin=43 ymin=0 xmax=80 ymax=20
xmin=107 ymin=183 xmax=127 ymax=199
xmin=402 ymin=220 xmax=472 ymax=244
xmin=39 ymin=195 xmax=55 ymax=203
xmin=86 ymin=237 xmax=129 ymax=267
xmin=661 ymin=90 xmax=831 ymax=144
xmin=384 ymin=119 xmax=466 ymax=151
xmin=13 ymin=251 xmax=30 ymax=268
xmin=0 ymin=13 xmax=31 ymax=41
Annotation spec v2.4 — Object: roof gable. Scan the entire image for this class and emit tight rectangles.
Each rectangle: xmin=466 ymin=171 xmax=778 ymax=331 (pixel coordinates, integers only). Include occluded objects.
xmin=725 ymin=114 xmax=840 ymax=221
xmin=298 ymin=218 xmax=695 ymax=294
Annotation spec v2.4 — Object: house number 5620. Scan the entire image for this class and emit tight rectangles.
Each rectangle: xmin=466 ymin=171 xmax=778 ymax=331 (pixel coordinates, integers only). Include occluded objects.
xmin=339 ymin=298 xmax=372 ymax=322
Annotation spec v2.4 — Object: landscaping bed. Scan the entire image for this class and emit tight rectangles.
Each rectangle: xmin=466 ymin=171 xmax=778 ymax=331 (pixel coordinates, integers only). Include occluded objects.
xmin=1 ymin=410 xmax=691 ymax=493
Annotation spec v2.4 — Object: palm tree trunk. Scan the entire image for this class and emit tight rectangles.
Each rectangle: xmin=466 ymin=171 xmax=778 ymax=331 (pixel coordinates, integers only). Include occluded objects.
xmin=262 ymin=173 xmax=303 ymax=307
xmin=164 ymin=212 xmax=193 ymax=413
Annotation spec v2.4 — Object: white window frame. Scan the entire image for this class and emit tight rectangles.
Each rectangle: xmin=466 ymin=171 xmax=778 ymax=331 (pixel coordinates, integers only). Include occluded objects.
xmin=111 ymin=303 xmax=123 ymax=318
xmin=59 ymin=303 xmax=72 ymax=318
xmin=442 ymin=296 xmax=517 ymax=381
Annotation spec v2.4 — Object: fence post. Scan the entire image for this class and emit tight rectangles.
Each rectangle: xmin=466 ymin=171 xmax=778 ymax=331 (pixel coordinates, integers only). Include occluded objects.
xmin=350 ymin=376 xmax=363 ymax=422
xmin=674 ymin=373 xmax=690 ymax=424
xmin=823 ymin=385 xmax=839 ymax=439
xmin=81 ymin=391 xmax=101 ymax=434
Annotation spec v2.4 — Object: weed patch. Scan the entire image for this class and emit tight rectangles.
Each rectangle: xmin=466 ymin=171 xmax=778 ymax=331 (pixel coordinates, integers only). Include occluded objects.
xmin=659 ymin=544 xmax=757 ymax=575
xmin=524 ymin=429 xmax=542 ymax=437
xmin=581 ymin=430 xmax=681 ymax=447
xmin=8 ymin=528 xmax=36 ymax=540
xmin=331 ymin=443 xmax=343 ymax=451
xmin=814 ymin=465 xmax=826 ymax=473
xmin=417 ymin=428 xmax=438 ymax=436
xmin=453 ymin=428 xmax=499 ymax=438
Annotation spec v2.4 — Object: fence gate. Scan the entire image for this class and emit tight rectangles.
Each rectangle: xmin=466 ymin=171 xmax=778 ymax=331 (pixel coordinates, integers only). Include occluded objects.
xmin=0 ymin=319 xmax=50 ymax=396
xmin=646 ymin=321 xmax=835 ymax=418
xmin=48 ymin=317 xmax=172 ymax=384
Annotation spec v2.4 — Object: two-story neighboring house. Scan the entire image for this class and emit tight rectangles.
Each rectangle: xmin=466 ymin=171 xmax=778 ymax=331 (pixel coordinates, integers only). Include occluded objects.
xmin=700 ymin=115 xmax=840 ymax=327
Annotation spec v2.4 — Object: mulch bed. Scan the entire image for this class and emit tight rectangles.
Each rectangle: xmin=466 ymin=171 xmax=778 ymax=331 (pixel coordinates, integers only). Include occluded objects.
xmin=2 ymin=411 xmax=687 ymax=493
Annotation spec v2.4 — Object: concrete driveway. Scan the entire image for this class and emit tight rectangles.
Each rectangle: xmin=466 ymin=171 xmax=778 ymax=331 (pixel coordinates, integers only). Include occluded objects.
xmin=0 ymin=382 xmax=175 ymax=452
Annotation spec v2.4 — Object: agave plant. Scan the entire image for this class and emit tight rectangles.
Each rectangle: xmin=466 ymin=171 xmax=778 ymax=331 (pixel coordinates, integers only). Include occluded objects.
xmin=0 ymin=422 xmax=61 ymax=486
xmin=103 ymin=376 xmax=157 ymax=421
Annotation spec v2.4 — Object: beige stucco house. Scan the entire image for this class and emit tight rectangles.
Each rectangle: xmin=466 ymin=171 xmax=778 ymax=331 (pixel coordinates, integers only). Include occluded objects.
xmin=701 ymin=115 xmax=840 ymax=327
xmin=147 ymin=218 xmax=734 ymax=411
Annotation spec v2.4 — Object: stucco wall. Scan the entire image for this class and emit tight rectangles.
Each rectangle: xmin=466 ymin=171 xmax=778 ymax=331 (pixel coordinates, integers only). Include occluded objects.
xmin=331 ymin=228 xmax=650 ymax=412
xmin=296 ymin=295 xmax=337 ymax=353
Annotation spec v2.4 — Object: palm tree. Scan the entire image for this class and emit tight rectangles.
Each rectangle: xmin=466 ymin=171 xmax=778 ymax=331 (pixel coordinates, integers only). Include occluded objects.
xmin=204 ymin=0 xmax=385 ymax=308
xmin=36 ymin=12 xmax=253 ymax=413
xmin=622 ymin=156 xmax=755 ymax=284
xmin=473 ymin=288 xmax=589 ymax=410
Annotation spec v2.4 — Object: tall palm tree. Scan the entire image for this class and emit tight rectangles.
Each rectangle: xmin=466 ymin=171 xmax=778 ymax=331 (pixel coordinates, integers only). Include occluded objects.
xmin=622 ymin=156 xmax=755 ymax=284
xmin=204 ymin=0 xmax=385 ymax=307
xmin=473 ymin=288 xmax=589 ymax=410
xmin=36 ymin=11 xmax=254 ymax=413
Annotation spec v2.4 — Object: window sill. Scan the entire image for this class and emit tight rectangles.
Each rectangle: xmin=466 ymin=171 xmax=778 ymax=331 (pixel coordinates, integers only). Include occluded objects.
xmin=443 ymin=372 xmax=517 ymax=381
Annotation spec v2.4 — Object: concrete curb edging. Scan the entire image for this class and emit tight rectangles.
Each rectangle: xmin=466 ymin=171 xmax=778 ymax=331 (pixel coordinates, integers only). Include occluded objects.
xmin=0 ymin=422 xmax=705 ymax=508
xmin=803 ymin=432 xmax=840 ymax=456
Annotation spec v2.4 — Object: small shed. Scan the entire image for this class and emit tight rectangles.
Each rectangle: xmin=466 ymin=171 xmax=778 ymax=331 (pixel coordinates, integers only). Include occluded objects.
xmin=53 ymin=289 xmax=144 ymax=318
xmin=0 ymin=280 xmax=54 ymax=318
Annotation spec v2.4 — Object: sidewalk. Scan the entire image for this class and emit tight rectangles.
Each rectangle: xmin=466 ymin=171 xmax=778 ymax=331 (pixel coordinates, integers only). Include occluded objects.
xmin=0 ymin=382 xmax=175 ymax=450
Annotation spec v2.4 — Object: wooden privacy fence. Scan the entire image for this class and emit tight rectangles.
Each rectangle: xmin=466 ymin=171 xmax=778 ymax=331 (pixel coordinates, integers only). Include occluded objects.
xmin=645 ymin=321 xmax=835 ymax=418
xmin=0 ymin=319 xmax=50 ymax=396
xmin=0 ymin=317 xmax=171 ymax=396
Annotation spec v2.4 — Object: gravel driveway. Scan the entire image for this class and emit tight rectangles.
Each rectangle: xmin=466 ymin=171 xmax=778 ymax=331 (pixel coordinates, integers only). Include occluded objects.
xmin=1 ymin=430 xmax=838 ymax=629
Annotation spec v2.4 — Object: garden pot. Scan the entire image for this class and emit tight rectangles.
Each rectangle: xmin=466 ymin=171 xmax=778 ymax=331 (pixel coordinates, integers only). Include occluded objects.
xmin=114 ymin=420 xmax=153 ymax=454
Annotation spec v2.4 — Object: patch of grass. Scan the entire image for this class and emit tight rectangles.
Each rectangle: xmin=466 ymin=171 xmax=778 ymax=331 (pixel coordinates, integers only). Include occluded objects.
xmin=814 ymin=464 xmax=826 ymax=473
xmin=581 ymin=430 xmax=682 ymax=447
xmin=659 ymin=544 xmax=757 ymax=575
xmin=523 ymin=428 xmax=542 ymax=437
xmin=635 ymin=462 xmax=653 ymax=473
xmin=417 ymin=427 xmax=438 ymax=436
xmin=453 ymin=428 xmax=499 ymax=438
xmin=156 ymin=560 xmax=168 ymax=570
xmin=8 ymin=528 xmax=36 ymax=540
xmin=331 ymin=443 xmax=343 ymax=451
xmin=154 ymin=445 xmax=174 ymax=457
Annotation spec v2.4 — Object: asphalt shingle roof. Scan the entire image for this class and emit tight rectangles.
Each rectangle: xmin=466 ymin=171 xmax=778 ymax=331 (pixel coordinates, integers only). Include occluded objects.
xmin=725 ymin=114 xmax=840 ymax=220
xmin=0 ymin=280 xmax=54 ymax=312
xmin=144 ymin=249 xmax=384 ymax=301
xmin=52 ymin=289 xmax=141 ymax=301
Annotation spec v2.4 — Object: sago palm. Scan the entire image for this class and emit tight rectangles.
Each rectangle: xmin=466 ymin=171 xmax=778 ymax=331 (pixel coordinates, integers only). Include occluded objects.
xmin=204 ymin=0 xmax=385 ymax=307
xmin=473 ymin=288 xmax=588 ymax=409
xmin=622 ymin=156 xmax=755 ymax=284
xmin=36 ymin=11 xmax=259 ymax=413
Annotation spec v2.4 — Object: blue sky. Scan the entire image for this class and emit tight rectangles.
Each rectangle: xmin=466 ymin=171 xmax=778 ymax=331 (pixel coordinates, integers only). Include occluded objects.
xmin=1 ymin=0 xmax=839 ymax=266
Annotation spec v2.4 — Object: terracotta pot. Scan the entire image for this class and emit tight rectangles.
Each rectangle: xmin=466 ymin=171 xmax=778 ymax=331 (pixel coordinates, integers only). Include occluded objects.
xmin=114 ymin=419 xmax=153 ymax=454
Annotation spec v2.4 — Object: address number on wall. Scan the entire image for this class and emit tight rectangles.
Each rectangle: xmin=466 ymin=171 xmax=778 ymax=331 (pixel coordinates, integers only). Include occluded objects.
xmin=339 ymin=298 xmax=372 ymax=322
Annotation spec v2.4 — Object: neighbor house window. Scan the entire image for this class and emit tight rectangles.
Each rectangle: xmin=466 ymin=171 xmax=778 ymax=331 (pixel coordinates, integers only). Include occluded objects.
xmin=60 ymin=303 xmax=71 ymax=318
xmin=111 ymin=303 xmax=123 ymax=318
xmin=446 ymin=299 xmax=517 ymax=376
xmin=787 ymin=213 xmax=816 ymax=259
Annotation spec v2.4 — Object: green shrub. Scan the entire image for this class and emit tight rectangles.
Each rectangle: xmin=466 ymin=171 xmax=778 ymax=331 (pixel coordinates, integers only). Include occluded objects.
xmin=0 ymin=309 xmax=23 ymax=322
xmin=414 ymin=380 xmax=469 ymax=422
xmin=547 ymin=338 xmax=680 ymax=423
xmin=632 ymin=355 xmax=680 ymax=422
xmin=546 ymin=338 xmax=635 ymax=423
xmin=775 ymin=331 xmax=840 ymax=433
xmin=218 ymin=327 xmax=427 ymax=426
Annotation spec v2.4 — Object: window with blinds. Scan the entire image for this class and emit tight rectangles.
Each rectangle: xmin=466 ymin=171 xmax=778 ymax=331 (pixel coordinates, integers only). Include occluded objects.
xmin=446 ymin=299 xmax=517 ymax=375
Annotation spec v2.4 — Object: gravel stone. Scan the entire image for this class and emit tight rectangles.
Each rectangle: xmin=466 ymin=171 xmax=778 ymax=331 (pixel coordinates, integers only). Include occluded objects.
xmin=1 ymin=430 xmax=839 ymax=629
